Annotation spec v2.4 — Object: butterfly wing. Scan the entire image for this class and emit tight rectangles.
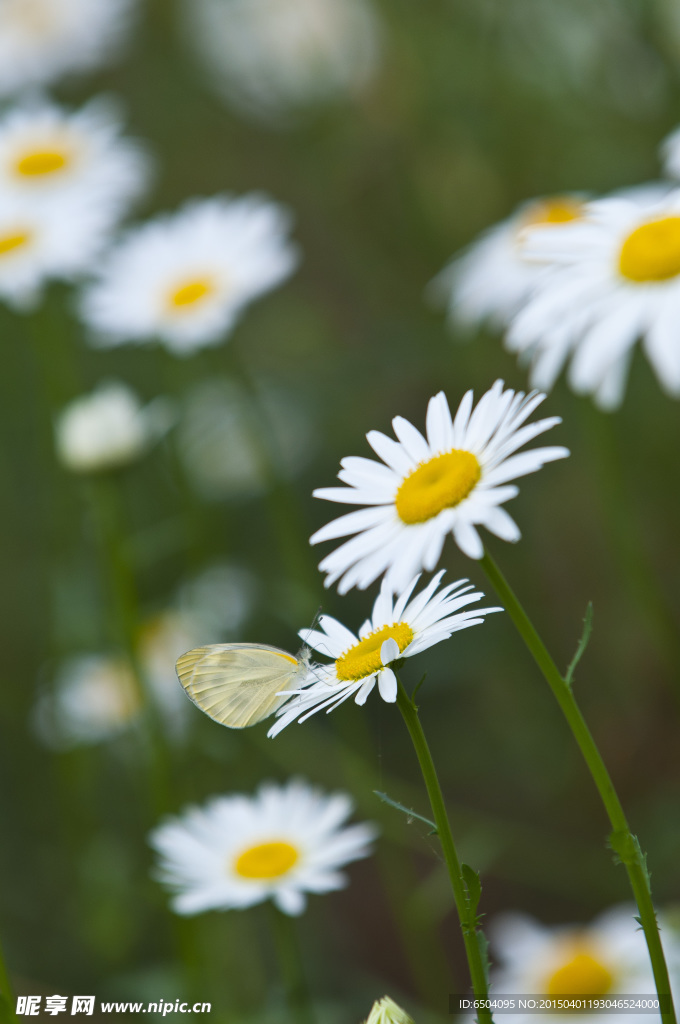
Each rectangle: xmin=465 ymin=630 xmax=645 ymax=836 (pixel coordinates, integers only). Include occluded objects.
xmin=176 ymin=643 xmax=300 ymax=729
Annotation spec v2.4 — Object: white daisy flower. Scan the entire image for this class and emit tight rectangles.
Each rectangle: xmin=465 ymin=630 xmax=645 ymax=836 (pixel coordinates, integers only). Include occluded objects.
xmin=0 ymin=0 xmax=135 ymax=97
xmin=33 ymin=613 xmax=210 ymax=749
xmin=364 ymin=996 xmax=415 ymax=1024
xmin=268 ymin=572 xmax=500 ymax=736
xmin=54 ymin=381 xmax=174 ymax=473
xmin=508 ymin=190 xmax=680 ymax=409
xmin=432 ymin=195 xmax=586 ymax=332
xmin=310 ymin=381 xmax=568 ymax=594
xmin=0 ymin=97 xmax=150 ymax=219
xmin=185 ymin=0 xmax=380 ymax=121
xmin=149 ymin=779 xmax=377 ymax=916
xmin=0 ymin=194 xmax=111 ymax=311
xmin=79 ymin=195 xmax=299 ymax=355
xmin=33 ymin=654 xmax=141 ymax=749
xmin=488 ymin=905 xmax=680 ymax=1024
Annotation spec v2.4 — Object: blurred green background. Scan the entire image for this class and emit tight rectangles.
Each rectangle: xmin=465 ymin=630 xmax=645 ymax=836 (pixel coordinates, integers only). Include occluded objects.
xmin=1 ymin=0 xmax=679 ymax=1020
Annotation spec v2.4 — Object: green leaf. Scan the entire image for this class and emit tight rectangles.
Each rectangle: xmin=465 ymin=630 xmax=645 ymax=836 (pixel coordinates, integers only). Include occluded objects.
xmin=373 ymin=790 xmax=438 ymax=834
xmin=565 ymin=602 xmax=594 ymax=687
xmin=410 ymin=672 xmax=428 ymax=704
xmin=462 ymin=863 xmax=483 ymax=915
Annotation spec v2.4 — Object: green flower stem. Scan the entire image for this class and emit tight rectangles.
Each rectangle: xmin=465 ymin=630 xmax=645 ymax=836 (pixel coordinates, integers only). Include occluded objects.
xmin=86 ymin=475 xmax=173 ymax=816
xmin=480 ymin=549 xmax=675 ymax=1024
xmin=395 ymin=678 xmax=493 ymax=1024
xmin=268 ymin=905 xmax=315 ymax=1024
xmin=0 ymin=932 xmax=17 ymax=1024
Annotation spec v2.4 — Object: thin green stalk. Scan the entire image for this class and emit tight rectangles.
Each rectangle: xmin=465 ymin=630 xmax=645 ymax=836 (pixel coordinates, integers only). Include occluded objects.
xmin=395 ymin=678 xmax=493 ymax=1024
xmin=268 ymin=905 xmax=315 ymax=1024
xmin=0 ymin=932 xmax=18 ymax=1024
xmin=86 ymin=475 xmax=173 ymax=816
xmin=480 ymin=549 xmax=675 ymax=1024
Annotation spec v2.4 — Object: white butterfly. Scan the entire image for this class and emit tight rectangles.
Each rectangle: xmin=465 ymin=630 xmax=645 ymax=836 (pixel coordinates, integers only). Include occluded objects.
xmin=175 ymin=642 xmax=312 ymax=729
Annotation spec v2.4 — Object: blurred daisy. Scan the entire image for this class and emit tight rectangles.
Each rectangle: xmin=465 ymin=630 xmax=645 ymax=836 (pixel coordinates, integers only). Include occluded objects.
xmin=54 ymin=381 xmax=173 ymax=473
xmin=311 ymin=381 xmax=568 ymax=593
xmin=150 ymin=779 xmax=376 ymax=916
xmin=433 ymin=195 xmax=586 ymax=332
xmin=0 ymin=0 xmax=135 ymax=97
xmin=0 ymin=194 xmax=110 ymax=311
xmin=508 ymin=191 xmax=680 ymax=408
xmin=177 ymin=376 xmax=318 ymax=500
xmin=185 ymin=0 xmax=380 ymax=121
xmin=0 ymin=97 xmax=150 ymax=219
xmin=80 ymin=195 xmax=299 ymax=354
xmin=33 ymin=613 xmax=203 ymax=749
xmin=33 ymin=654 xmax=140 ymax=748
xmin=364 ymin=996 xmax=415 ymax=1024
xmin=489 ymin=905 xmax=680 ymax=1024
xmin=268 ymin=572 xmax=500 ymax=736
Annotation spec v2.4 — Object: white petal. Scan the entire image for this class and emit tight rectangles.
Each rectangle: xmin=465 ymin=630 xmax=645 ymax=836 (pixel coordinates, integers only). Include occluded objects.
xmin=377 ymin=668 xmax=397 ymax=702
xmin=380 ymin=638 xmax=400 ymax=664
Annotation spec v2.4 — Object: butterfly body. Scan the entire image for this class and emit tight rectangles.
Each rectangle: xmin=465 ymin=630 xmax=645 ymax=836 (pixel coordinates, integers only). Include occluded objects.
xmin=176 ymin=642 xmax=309 ymax=728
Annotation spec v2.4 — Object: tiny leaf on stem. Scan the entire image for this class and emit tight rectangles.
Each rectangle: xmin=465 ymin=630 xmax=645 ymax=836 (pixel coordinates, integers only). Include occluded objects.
xmin=565 ymin=602 xmax=594 ymax=687
xmin=373 ymin=790 xmax=438 ymax=834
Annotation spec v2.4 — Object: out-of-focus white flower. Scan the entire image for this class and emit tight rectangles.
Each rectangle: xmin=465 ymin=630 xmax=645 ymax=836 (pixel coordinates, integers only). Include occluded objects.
xmin=185 ymin=0 xmax=380 ymax=120
xmin=364 ymin=996 xmax=415 ymax=1024
xmin=0 ymin=0 xmax=136 ymax=97
xmin=488 ymin=906 xmax=680 ymax=1024
xmin=54 ymin=381 xmax=174 ymax=473
xmin=80 ymin=195 xmax=299 ymax=354
xmin=0 ymin=97 xmax=150 ymax=219
xmin=311 ymin=381 xmax=568 ymax=592
xmin=0 ymin=194 xmax=111 ymax=311
xmin=432 ymin=195 xmax=586 ymax=332
xmin=33 ymin=654 xmax=141 ymax=748
xmin=150 ymin=779 xmax=377 ymax=916
xmin=33 ymin=611 xmax=206 ymax=749
xmin=508 ymin=190 xmax=680 ymax=408
xmin=176 ymin=377 xmax=317 ymax=500
xmin=177 ymin=562 xmax=258 ymax=640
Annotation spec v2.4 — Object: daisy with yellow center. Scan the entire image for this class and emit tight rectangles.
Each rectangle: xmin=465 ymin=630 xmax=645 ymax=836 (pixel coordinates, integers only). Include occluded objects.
xmin=310 ymin=381 xmax=568 ymax=594
xmin=0 ymin=98 xmax=149 ymax=220
xmin=509 ymin=190 xmax=680 ymax=408
xmin=149 ymin=779 xmax=376 ymax=916
xmin=0 ymin=195 xmax=111 ymax=311
xmin=431 ymin=194 xmax=585 ymax=332
xmin=488 ymin=906 xmax=680 ymax=1023
xmin=268 ymin=571 xmax=500 ymax=735
xmin=80 ymin=194 xmax=299 ymax=354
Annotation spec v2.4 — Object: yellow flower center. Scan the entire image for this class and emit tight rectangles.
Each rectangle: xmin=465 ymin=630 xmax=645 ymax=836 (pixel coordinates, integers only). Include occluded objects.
xmin=521 ymin=196 xmax=585 ymax=229
xmin=168 ymin=277 xmax=216 ymax=310
xmin=15 ymin=148 xmax=69 ymax=177
xmin=0 ymin=230 xmax=31 ymax=257
xmin=234 ymin=841 xmax=299 ymax=880
xmin=395 ymin=450 xmax=481 ymax=525
xmin=335 ymin=623 xmax=414 ymax=682
xmin=618 ymin=216 xmax=680 ymax=283
xmin=546 ymin=947 xmax=614 ymax=997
